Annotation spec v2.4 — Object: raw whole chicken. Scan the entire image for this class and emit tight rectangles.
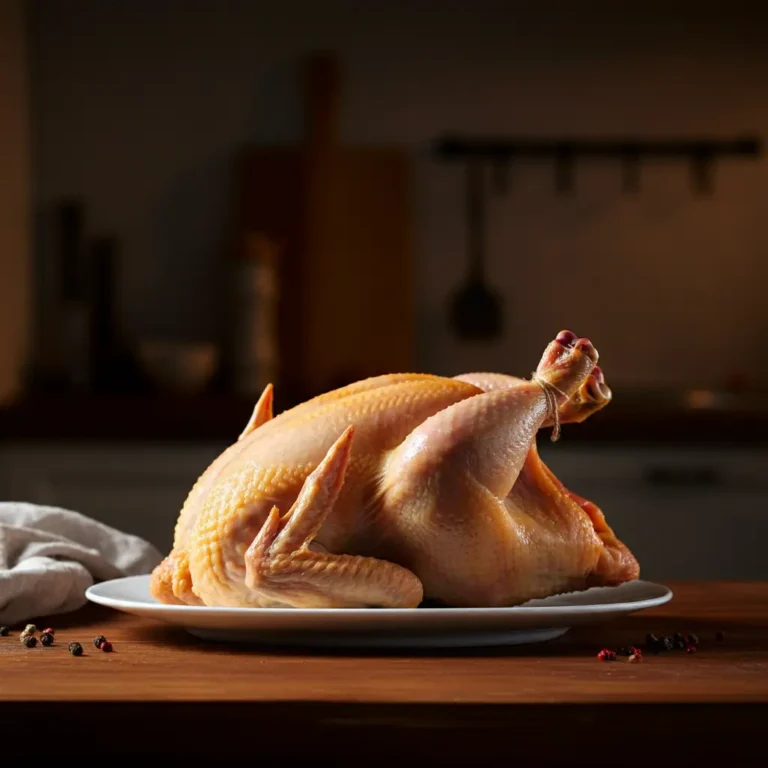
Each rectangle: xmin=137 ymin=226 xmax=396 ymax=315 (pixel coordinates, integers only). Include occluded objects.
xmin=150 ymin=330 xmax=639 ymax=609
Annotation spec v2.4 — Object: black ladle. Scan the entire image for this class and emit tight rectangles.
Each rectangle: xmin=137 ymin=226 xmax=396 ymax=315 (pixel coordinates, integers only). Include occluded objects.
xmin=449 ymin=160 xmax=503 ymax=340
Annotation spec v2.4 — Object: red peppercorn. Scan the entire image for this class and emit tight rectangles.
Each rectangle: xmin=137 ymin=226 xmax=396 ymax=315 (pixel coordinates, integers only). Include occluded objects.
xmin=628 ymin=652 xmax=643 ymax=663
xmin=42 ymin=627 xmax=55 ymax=636
xmin=101 ymin=640 xmax=113 ymax=653
xmin=596 ymin=648 xmax=616 ymax=661
xmin=685 ymin=643 xmax=696 ymax=654
xmin=716 ymin=630 xmax=725 ymax=642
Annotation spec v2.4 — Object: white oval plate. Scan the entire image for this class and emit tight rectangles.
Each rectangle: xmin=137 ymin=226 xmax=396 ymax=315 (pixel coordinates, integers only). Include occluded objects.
xmin=85 ymin=575 xmax=672 ymax=648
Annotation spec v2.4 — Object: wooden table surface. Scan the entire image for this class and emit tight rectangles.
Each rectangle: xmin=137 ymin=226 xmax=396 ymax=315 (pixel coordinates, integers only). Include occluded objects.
xmin=2 ymin=580 xmax=767 ymax=764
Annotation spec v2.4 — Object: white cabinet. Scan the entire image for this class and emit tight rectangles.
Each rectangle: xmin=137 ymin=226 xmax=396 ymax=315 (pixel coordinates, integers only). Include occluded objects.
xmin=0 ymin=442 xmax=226 ymax=552
xmin=539 ymin=443 xmax=768 ymax=581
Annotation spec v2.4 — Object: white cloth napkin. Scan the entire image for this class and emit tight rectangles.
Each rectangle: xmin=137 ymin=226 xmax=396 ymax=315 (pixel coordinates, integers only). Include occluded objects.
xmin=0 ymin=501 xmax=163 ymax=625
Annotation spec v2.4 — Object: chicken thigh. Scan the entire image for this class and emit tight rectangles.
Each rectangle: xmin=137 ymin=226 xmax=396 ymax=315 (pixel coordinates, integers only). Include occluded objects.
xmin=150 ymin=330 xmax=639 ymax=609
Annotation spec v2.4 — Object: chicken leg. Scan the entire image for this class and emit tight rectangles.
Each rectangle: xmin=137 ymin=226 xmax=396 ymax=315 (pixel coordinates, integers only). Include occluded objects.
xmin=381 ymin=332 xmax=602 ymax=606
xmin=453 ymin=333 xmax=612 ymax=427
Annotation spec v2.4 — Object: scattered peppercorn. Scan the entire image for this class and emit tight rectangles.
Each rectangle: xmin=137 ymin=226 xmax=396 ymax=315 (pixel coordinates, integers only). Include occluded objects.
xmin=687 ymin=634 xmax=699 ymax=647
xmin=662 ymin=636 xmax=675 ymax=651
xmin=22 ymin=635 xmax=37 ymax=648
xmin=23 ymin=624 xmax=37 ymax=635
xmin=628 ymin=651 xmax=643 ymax=663
xmin=685 ymin=643 xmax=697 ymax=654
xmin=716 ymin=630 xmax=726 ymax=642
xmin=93 ymin=635 xmax=107 ymax=649
xmin=42 ymin=627 xmax=55 ymax=636
xmin=0 ymin=626 xmax=9 ymax=636
xmin=68 ymin=642 xmax=83 ymax=656
xmin=644 ymin=634 xmax=660 ymax=654
xmin=40 ymin=632 xmax=54 ymax=646
xmin=100 ymin=640 xmax=113 ymax=653
xmin=596 ymin=648 xmax=617 ymax=661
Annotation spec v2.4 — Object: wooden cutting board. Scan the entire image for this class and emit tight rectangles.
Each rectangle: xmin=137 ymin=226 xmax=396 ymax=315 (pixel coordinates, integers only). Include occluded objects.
xmin=237 ymin=53 xmax=413 ymax=402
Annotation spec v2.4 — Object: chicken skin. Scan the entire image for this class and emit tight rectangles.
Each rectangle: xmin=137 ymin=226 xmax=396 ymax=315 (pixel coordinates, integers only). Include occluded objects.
xmin=150 ymin=330 xmax=639 ymax=609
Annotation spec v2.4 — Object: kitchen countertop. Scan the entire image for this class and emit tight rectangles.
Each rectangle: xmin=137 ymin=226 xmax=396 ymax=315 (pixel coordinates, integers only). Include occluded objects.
xmin=1 ymin=390 xmax=768 ymax=444
xmin=1 ymin=581 xmax=767 ymax=764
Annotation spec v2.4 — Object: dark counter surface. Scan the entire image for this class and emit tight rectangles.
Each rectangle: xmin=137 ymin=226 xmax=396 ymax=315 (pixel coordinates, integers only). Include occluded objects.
xmin=0 ymin=387 xmax=767 ymax=445
xmin=1 ymin=581 xmax=767 ymax=763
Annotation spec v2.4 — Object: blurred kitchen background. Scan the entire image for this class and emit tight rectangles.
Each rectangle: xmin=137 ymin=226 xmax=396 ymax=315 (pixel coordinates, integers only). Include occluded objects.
xmin=1 ymin=0 xmax=767 ymax=579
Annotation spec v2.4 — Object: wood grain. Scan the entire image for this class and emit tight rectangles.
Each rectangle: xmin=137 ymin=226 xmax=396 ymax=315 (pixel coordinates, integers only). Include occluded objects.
xmin=238 ymin=53 xmax=414 ymax=399
xmin=1 ymin=581 xmax=767 ymax=763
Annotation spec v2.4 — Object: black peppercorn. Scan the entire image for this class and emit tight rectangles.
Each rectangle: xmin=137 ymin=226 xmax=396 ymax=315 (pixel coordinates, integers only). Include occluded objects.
xmin=645 ymin=634 xmax=662 ymax=653
xmin=645 ymin=633 xmax=658 ymax=646
xmin=662 ymin=636 xmax=675 ymax=651
xmin=687 ymin=634 xmax=699 ymax=646
xmin=93 ymin=635 xmax=107 ymax=649
xmin=40 ymin=632 xmax=54 ymax=646
xmin=69 ymin=642 xmax=83 ymax=656
xmin=0 ymin=626 xmax=9 ymax=636
xmin=22 ymin=635 xmax=37 ymax=648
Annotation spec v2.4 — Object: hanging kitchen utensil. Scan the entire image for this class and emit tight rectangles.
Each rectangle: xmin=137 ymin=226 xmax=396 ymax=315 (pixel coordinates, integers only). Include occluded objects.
xmin=449 ymin=160 xmax=503 ymax=340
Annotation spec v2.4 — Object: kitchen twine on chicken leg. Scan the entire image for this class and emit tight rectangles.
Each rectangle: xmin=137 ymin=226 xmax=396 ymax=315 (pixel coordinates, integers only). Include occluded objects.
xmin=531 ymin=374 xmax=567 ymax=442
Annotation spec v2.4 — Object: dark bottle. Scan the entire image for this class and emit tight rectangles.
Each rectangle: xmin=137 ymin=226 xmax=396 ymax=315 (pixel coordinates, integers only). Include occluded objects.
xmin=57 ymin=200 xmax=92 ymax=391
xmin=89 ymin=237 xmax=116 ymax=391
xmin=87 ymin=236 xmax=140 ymax=393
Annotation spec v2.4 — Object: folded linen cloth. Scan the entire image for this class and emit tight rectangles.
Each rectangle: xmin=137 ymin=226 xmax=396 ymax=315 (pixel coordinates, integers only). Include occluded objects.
xmin=0 ymin=501 xmax=163 ymax=625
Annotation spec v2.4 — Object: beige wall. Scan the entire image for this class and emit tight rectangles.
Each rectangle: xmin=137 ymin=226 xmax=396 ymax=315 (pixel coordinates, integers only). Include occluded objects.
xmin=0 ymin=0 xmax=30 ymax=403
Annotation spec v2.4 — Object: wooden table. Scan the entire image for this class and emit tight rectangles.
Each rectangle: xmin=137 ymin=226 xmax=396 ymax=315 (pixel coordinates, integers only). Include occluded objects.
xmin=2 ymin=581 xmax=767 ymax=765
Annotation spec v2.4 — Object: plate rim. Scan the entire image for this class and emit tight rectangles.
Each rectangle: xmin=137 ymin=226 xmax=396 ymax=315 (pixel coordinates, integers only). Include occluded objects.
xmin=86 ymin=574 xmax=673 ymax=616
